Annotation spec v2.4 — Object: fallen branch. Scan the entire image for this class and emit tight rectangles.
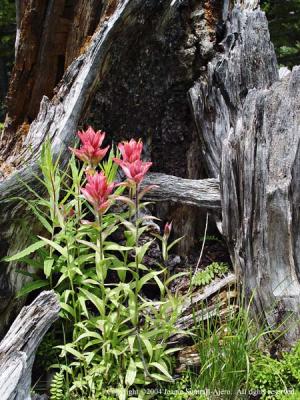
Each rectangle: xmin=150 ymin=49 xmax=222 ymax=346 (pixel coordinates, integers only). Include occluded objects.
xmin=170 ymin=273 xmax=237 ymax=344
xmin=0 ymin=291 xmax=60 ymax=400
xmin=170 ymin=273 xmax=238 ymax=371
xmin=142 ymin=173 xmax=221 ymax=210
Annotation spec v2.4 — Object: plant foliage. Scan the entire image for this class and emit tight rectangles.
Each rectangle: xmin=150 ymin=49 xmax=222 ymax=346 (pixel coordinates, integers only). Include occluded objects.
xmin=5 ymin=131 xmax=184 ymax=400
xmin=191 ymin=262 xmax=229 ymax=287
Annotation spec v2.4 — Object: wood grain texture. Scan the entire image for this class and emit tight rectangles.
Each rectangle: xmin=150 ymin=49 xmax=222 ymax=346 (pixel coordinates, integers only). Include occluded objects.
xmin=142 ymin=173 xmax=221 ymax=210
xmin=189 ymin=2 xmax=300 ymax=343
xmin=221 ymin=67 xmax=300 ymax=342
xmin=169 ymin=273 xmax=237 ymax=343
xmin=0 ymin=291 xmax=60 ymax=400
xmin=189 ymin=4 xmax=278 ymax=177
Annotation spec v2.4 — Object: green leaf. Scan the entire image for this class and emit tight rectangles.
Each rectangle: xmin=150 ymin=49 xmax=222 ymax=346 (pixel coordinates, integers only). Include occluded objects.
xmin=18 ymin=256 xmax=43 ymax=270
xmin=57 ymin=344 xmax=85 ymax=361
xmin=44 ymin=258 xmax=54 ymax=278
xmin=76 ymin=331 xmax=102 ymax=342
xmin=3 ymin=240 xmax=46 ymax=262
xmin=165 ymin=271 xmax=188 ymax=286
xmin=128 ymin=335 xmax=135 ymax=352
xmin=28 ymin=204 xmax=53 ymax=233
xmin=150 ymin=372 xmax=173 ymax=382
xmin=167 ymin=236 xmax=184 ymax=252
xmin=136 ymin=240 xmax=153 ymax=264
xmin=141 ymin=336 xmax=153 ymax=359
xmin=136 ymin=271 xmax=162 ymax=292
xmin=55 ymin=272 xmax=68 ymax=288
xmin=164 ymin=347 xmax=182 ymax=355
xmin=79 ymin=288 xmax=105 ymax=316
xmin=102 ymin=224 xmax=119 ymax=241
xmin=75 ymin=253 xmax=95 ymax=266
xmin=77 ymin=239 xmax=100 ymax=253
xmin=153 ymin=274 xmax=165 ymax=295
xmin=38 ymin=236 xmax=68 ymax=258
xmin=60 ymin=302 xmax=76 ymax=318
xmin=16 ymin=280 xmax=49 ymax=298
xmin=105 ymin=243 xmax=133 ymax=252
xmin=149 ymin=362 xmax=173 ymax=380
xmin=78 ymin=295 xmax=89 ymax=318
xmin=125 ymin=358 xmax=137 ymax=386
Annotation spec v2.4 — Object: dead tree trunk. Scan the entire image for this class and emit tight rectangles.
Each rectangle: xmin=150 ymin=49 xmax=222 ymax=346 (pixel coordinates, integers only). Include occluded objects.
xmin=2 ymin=0 xmax=105 ymax=153
xmin=0 ymin=0 xmax=299 ymax=344
xmin=189 ymin=1 xmax=300 ymax=341
xmin=221 ymin=68 xmax=300 ymax=342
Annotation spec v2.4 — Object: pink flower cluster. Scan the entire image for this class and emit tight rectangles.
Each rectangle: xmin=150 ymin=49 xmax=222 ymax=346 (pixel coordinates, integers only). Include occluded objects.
xmin=69 ymin=127 xmax=109 ymax=167
xmin=114 ymin=139 xmax=152 ymax=185
xmin=81 ymin=172 xmax=115 ymax=215
xmin=70 ymin=128 xmax=152 ymax=214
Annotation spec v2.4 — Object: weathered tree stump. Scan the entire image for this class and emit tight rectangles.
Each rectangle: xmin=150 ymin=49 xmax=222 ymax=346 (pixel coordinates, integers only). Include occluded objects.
xmin=221 ymin=67 xmax=300 ymax=342
xmin=0 ymin=0 xmax=299 ymax=346
xmin=189 ymin=1 xmax=300 ymax=342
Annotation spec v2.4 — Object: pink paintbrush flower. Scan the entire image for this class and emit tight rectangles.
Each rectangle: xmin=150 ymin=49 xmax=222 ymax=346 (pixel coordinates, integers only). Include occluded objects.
xmin=69 ymin=127 xmax=109 ymax=167
xmin=81 ymin=172 xmax=115 ymax=214
xmin=163 ymin=221 xmax=172 ymax=239
xmin=71 ymin=144 xmax=109 ymax=166
xmin=78 ymin=126 xmax=106 ymax=148
xmin=113 ymin=158 xmax=152 ymax=185
xmin=118 ymin=139 xmax=143 ymax=163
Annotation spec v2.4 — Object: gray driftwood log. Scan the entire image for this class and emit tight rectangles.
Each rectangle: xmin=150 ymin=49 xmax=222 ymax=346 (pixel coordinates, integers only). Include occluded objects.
xmin=0 ymin=291 xmax=60 ymax=400
xmin=142 ymin=173 xmax=221 ymax=210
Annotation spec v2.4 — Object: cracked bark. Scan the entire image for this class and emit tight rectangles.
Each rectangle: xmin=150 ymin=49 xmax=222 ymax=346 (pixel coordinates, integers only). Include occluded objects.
xmin=189 ymin=2 xmax=300 ymax=342
xmin=0 ymin=291 xmax=60 ymax=400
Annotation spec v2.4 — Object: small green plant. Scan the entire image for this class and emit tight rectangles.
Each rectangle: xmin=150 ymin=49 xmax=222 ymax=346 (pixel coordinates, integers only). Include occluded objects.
xmin=249 ymin=341 xmax=300 ymax=399
xmin=50 ymin=370 xmax=65 ymax=400
xmin=188 ymin=296 xmax=278 ymax=400
xmin=192 ymin=262 xmax=229 ymax=287
xmin=199 ymin=235 xmax=221 ymax=243
xmin=280 ymin=391 xmax=300 ymax=400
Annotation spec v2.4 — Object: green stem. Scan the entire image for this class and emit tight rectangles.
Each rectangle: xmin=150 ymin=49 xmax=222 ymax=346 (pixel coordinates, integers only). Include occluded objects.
xmin=65 ymin=236 xmax=77 ymax=335
xmin=61 ymin=322 xmax=70 ymax=396
xmin=134 ymin=184 xmax=150 ymax=378
xmin=76 ymin=182 xmax=82 ymax=224
xmin=134 ymin=184 xmax=139 ymax=325
xmin=98 ymin=212 xmax=104 ymax=261
xmin=49 ymin=170 xmax=57 ymax=289
xmin=128 ymin=187 xmax=133 ymax=221
xmin=49 ymin=228 xmax=54 ymax=289
xmin=96 ymin=211 xmax=105 ymax=298
xmin=97 ymin=211 xmax=107 ymax=366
